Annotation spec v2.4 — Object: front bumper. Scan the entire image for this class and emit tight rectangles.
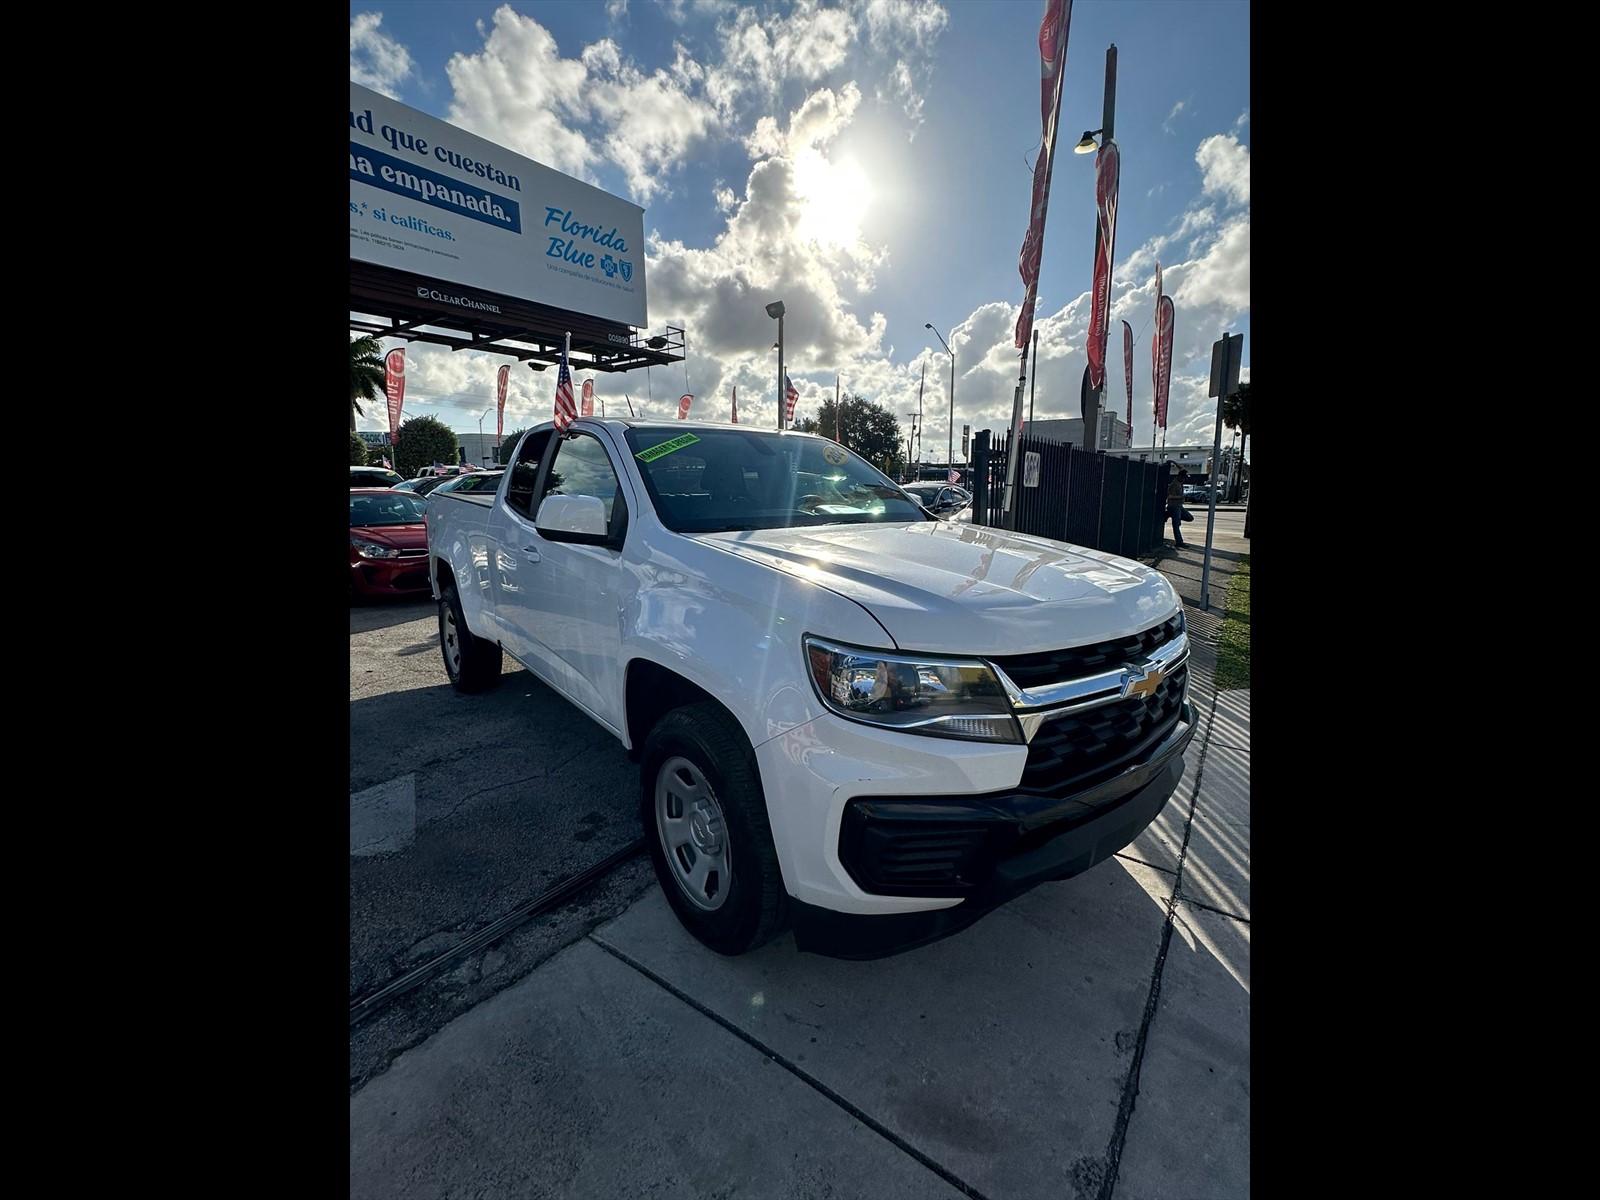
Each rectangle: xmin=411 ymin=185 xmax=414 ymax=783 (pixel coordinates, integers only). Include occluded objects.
xmin=350 ymin=554 xmax=431 ymax=596
xmin=787 ymin=700 xmax=1195 ymax=959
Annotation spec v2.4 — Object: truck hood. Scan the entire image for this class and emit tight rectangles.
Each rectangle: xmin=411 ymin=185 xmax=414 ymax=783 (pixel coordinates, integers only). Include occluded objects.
xmin=697 ymin=521 xmax=1178 ymax=655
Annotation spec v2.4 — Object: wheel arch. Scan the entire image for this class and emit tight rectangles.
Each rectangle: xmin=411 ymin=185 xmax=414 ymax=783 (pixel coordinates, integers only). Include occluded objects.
xmin=624 ymin=660 xmax=730 ymax=762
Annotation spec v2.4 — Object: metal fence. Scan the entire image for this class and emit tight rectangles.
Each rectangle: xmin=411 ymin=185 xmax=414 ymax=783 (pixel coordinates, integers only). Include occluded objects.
xmin=970 ymin=430 xmax=1168 ymax=558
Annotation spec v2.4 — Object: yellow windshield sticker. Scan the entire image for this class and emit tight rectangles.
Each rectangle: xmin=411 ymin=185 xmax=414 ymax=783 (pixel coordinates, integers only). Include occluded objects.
xmin=822 ymin=443 xmax=848 ymax=464
xmin=635 ymin=432 xmax=703 ymax=462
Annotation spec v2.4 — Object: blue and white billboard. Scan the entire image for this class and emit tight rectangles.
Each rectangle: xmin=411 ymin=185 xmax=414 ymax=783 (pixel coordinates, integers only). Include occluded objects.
xmin=349 ymin=82 xmax=647 ymax=329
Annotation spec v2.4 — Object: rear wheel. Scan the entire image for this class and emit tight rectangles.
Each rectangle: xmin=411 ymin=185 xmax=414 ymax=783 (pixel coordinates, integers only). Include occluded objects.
xmin=438 ymin=579 xmax=502 ymax=693
xmin=640 ymin=703 xmax=788 ymax=955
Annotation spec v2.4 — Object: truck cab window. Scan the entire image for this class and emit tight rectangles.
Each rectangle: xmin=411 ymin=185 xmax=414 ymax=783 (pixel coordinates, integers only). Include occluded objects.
xmin=505 ymin=430 xmax=555 ymax=519
xmin=540 ymin=433 xmax=625 ymax=531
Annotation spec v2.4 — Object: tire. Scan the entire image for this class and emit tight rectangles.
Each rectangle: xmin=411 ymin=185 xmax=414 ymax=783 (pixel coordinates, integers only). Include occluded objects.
xmin=640 ymin=702 xmax=788 ymax=955
xmin=438 ymin=580 xmax=502 ymax=693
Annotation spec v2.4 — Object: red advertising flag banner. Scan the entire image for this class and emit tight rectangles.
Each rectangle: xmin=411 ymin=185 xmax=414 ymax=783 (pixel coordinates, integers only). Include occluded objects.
xmin=495 ymin=363 xmax=509 ymax=442
xmin=1151 ymin=262 xmax=1163 ymax=429
xmin=1154 ymin=295 xmax=1175 ymax=429
xmin=1013 ymin=0 xmax=1074 ymax=350
xmin=553 ymin=335 xmax=577 ymax=433
xmin=677 ymin=393 xmax=693 ymax=420
xmin=581 ymin=379 xmax=595 ymax=417
xmin=731 ymin=386 xmax=738 ymax=424
xmin=385 ymin=348 xmax=407 ymax=445
xmin=1122 ymin=320 xmax=1134 ymax=439
xmin=1085 ymin=139 xmax=1120 ymax=390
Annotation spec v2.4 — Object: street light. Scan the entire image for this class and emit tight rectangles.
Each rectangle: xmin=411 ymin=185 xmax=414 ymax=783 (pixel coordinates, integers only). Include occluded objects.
xmin=766 ymin=300 xmax=786 ymax=429
xmin=478 ymin=408 xmax=492 ymax=466
xmin=925 ymin=323 xmax=954 ymax=476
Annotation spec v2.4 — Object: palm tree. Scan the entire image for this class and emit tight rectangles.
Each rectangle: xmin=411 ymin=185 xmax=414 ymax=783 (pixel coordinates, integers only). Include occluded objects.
xmin=1221 ymin=380 xmax=1251 ymax=501
xmin=350 ymin=334 xmax=386 ymax=431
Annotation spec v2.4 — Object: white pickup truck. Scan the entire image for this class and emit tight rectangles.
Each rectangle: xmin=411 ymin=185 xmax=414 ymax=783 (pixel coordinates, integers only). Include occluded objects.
xmin=426 ymin=418 xmax=1195 ymax=959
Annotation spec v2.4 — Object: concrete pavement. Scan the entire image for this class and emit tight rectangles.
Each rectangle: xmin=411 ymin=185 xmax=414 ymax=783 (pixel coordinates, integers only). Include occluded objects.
xmin=350 ymin=515 xmax=1250 ymax=1200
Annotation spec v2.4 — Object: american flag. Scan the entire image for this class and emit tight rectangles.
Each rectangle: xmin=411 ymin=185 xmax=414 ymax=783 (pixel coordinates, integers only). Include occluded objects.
xmin=785 ymin=373 xmax=799 ymax=424
xmin=948 ymin=469 xmax=960 ymax=485
xmin=554 ymin=335 xmax=576 ymax=432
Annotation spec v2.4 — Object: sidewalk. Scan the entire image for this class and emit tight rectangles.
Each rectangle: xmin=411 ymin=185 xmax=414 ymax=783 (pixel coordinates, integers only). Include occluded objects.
xmin=350 ymin=525 xmax=1251 ymax=1199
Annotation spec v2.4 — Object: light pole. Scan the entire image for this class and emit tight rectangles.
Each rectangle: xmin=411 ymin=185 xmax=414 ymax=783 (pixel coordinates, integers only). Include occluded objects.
xmin=478 ymin=408 xmax=492 ymax=466
xmin=766 ymin=300 xmax=786 ymax=429
xmin=1073 ymin=43 xmax=1118 ymax=456
xmin=925 ymin=323 xmax=954 ymax=477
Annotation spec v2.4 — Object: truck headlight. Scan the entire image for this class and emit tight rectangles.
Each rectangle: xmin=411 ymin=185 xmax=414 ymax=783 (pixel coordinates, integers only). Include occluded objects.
xmin=351 ymin=537 xmax=401 ymax=560
xmin=803 ymin=636 xmax=1021 ymax=743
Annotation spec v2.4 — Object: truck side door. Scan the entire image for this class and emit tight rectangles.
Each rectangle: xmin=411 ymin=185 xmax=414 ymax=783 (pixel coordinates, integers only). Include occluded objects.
xmin=497 ymin=428 xmax=631 ymax=735
xmin=485 ymin=429 xmax=555 ymax=664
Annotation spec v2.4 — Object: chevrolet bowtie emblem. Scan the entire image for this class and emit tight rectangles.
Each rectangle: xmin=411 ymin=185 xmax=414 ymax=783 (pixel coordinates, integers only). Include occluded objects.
xmin=1122 ymin=663 xmax=1166 ymax=700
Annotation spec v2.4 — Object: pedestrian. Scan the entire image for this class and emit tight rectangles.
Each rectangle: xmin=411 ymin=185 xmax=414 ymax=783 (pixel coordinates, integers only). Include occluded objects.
xmin=1166 ymin=463 xmax=1189 ymax=548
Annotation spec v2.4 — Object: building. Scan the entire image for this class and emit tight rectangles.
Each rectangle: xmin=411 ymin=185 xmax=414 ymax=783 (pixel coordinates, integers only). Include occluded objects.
xmin=1020 ymin=415 xmax=1134 ymax=452
xmin=1019 ymin=418 xmax=1247 ymax=488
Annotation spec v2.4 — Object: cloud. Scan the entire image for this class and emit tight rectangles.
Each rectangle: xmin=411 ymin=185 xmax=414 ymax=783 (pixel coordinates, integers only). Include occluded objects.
xmin=350 ymin=12 xmax=416 ymax=98
xmin=1196 ymin=133 xmax=1249 ymax=207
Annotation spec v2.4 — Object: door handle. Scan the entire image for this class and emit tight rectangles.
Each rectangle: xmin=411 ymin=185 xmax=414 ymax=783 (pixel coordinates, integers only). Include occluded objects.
xmin=522 ymin=546 xmax=542 ymax=562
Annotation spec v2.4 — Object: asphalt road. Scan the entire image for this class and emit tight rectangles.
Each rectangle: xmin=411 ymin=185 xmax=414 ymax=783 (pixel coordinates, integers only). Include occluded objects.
xmin=349 ymin=593 xmax=659 ymax=1088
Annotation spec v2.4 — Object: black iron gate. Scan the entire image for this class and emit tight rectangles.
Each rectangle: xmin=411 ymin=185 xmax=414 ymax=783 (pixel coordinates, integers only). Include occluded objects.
xmin=970 ymin=430 xmax=1168 ymax=558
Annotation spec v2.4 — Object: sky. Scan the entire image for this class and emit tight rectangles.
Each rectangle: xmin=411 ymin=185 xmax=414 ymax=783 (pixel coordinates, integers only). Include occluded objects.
xmin=349 ymin=0 xmax=1249 ymax=466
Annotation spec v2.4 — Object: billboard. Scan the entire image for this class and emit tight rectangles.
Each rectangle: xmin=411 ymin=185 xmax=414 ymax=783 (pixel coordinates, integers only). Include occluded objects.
xmin=349 ymin=82 xmax=647 ymax=329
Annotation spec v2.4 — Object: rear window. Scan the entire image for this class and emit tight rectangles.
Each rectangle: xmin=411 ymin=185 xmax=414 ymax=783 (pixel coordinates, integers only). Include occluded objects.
xmin=352 ymin=468 xmax=403 ymax=487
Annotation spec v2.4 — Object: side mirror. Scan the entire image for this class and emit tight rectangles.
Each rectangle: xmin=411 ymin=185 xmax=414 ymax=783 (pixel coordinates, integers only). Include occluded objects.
xmin=535 ymin=494 xmax=609 ymax=538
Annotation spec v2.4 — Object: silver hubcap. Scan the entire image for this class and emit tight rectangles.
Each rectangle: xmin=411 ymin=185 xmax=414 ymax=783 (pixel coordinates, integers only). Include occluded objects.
xmin=656 ymin=756 xmax=730 ymax=912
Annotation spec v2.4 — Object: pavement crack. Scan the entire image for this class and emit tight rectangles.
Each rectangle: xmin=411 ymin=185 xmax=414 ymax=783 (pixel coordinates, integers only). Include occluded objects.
xmin=590 ymin=936 xmax=995 ymax=1200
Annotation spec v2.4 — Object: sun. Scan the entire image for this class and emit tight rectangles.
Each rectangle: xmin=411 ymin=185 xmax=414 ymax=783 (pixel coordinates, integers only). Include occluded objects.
xmin=793 ymin=150 xmax=871 ymax=251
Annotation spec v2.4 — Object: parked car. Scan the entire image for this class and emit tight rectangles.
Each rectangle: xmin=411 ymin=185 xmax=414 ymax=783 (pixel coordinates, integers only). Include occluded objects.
xmin=1181 ymin=483 xmax=1214 ymax=505
xmin=391 ymin=475 xmax=452 ymax=498
xmin=350 ymin=488 xmax=431 ymax=600
xmin=903 ymin=483 xmax=972 ymax=517
xmin=352 ymin=465 xmax=405 ymax=489
xmin=429 ymin=469 xmax=505 ymax=497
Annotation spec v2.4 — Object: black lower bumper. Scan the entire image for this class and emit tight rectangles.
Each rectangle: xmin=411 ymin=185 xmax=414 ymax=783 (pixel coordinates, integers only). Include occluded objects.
xmin=788 ymin=702 xmax=1195 ymax=960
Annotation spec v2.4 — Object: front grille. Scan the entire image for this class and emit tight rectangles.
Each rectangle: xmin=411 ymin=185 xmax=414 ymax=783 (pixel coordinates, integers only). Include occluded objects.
xmin=987 ymin=613 xmax=1185 ymax=691
xmin=1019 ymin=665 xmax=1187 ymax=794
xmin=988 ymin=613 xmax=1188 ymax=797
xmin=359 ymin=565 xmax=431 ymax=591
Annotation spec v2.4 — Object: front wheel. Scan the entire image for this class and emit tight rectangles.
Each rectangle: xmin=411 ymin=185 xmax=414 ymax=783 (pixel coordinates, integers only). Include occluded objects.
xmin=640 ymin=703 xmax=788 ymax=955
xmin=438 ymin=580 xmax=502 ymax=693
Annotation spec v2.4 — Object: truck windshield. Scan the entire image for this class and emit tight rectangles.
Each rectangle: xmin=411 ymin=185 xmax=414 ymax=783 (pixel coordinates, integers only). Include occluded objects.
xmin=624 ymin=428 xmax=930 ymax=534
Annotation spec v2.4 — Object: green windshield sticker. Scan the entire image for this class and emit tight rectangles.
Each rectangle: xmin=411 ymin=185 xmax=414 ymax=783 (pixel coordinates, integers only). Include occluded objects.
xmin=635 ymin=432 xmax=702 ymax=462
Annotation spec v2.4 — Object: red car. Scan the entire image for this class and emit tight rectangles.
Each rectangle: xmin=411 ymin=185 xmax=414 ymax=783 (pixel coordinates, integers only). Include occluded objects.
xmin=350 ymin=488 xmax=431 ymax=600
